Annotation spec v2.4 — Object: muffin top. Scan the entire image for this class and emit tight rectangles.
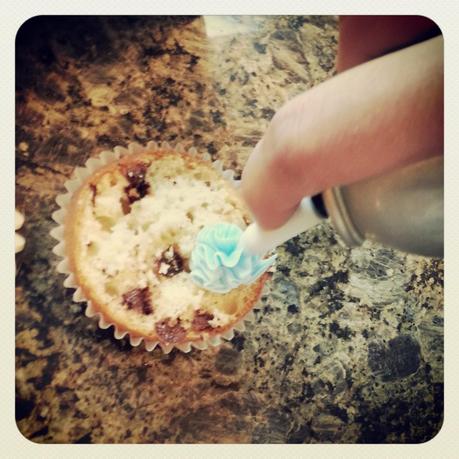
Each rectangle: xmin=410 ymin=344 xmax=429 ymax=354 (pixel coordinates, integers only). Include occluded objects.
xmin=65 ymin=149 xmax=265 ymax=345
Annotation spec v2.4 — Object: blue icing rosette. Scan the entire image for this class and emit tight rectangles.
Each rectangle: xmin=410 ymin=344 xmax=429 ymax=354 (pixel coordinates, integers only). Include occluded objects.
xmin=190 ymin=223 xmax=276 ymax=294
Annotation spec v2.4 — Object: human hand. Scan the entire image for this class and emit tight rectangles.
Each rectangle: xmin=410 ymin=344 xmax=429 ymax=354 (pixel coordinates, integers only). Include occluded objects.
xmin=241 ymin=18 xmax=443 ymax=230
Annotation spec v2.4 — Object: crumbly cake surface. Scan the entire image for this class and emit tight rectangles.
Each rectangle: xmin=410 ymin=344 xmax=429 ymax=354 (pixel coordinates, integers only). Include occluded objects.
xmin=65 ymin=149 xmax=266 ymax=344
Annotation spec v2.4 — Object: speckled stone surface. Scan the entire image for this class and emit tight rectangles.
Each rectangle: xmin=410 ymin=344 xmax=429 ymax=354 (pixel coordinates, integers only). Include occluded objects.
xmin=15 ymin=16 xmax=443 ymax=444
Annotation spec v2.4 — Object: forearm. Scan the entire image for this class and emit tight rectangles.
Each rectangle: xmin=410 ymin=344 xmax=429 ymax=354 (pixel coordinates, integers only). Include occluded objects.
xmin=337 ymin=15 xmax=441 ymax=71
xmin=241 ymin=35 xmax=443 ymax=229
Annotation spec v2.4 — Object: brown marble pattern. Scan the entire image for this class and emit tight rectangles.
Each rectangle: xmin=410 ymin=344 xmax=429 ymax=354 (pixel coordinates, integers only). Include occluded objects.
xmin=15 ymin=16 xmax=443 ymax=443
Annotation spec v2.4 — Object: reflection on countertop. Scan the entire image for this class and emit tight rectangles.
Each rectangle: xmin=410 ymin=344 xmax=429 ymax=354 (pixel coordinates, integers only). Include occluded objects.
xmin=15 ymin=15 xmax=443 ymax=444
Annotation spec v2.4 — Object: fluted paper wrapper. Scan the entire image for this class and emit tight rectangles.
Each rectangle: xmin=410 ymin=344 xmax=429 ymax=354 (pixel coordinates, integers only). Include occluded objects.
xmin=50 ymin=141 xmax=266 ymax=354
xmin=16 ymin=209 xmax=26 ymax=275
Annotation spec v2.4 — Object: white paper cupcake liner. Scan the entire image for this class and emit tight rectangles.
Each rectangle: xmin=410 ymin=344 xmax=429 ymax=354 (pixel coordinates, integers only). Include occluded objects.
xmin=50 ymin=141 xmax=267 ymax=354
xmin=15 ymin=209 xmax=26 ymax=275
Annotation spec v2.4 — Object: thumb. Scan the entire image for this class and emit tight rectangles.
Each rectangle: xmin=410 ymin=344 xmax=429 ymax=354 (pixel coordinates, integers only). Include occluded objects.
xmin=240 ymin=134 xmax=305 ymax=230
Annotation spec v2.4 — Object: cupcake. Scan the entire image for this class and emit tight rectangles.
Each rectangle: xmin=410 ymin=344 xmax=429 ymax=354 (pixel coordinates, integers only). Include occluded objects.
xmin=54 ymin=143 xmax=273 ymax=352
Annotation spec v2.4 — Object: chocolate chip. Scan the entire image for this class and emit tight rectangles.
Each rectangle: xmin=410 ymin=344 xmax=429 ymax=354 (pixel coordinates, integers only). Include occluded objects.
xmin=125 ymin=180 xmax=149 ymax=202
xmin=121 ymin=162 xmax=150 ymax=207
xmin=122 ymin=287 xmax=153 ymax=315
xmin=192 ymin=310 xmax=214 ymax=331
xmin=157 ymin=245 xmax=184 ymax=277
xmin=89 ymin=183 xmax=97 ymax=206
xmin=120 ymin=195 xmax=131 ymax=215
xmin=155 ymin=320 xmax=187 ymax=344
xmin=124 ymin=162 xmax=148 ymax=185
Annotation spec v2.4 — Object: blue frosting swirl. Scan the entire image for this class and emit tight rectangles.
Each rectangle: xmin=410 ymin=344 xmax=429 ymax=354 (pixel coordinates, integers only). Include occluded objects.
xmin=190 ymin=223 xmax=276 ymax=293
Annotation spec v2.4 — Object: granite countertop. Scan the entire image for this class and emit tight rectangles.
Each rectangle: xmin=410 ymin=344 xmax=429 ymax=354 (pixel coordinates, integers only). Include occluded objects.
xmin=15 ymin=16 xmax=443 ymax=444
